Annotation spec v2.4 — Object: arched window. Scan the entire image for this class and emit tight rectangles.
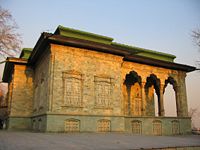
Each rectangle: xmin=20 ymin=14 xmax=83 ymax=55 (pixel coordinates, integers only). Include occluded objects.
xmin=124 ymin=71 xmax=142 ymax=116
xmin=64 ymin=119 xmax=80 ymax=132
xmin=145 ymin=74 xmax=160 ymax=116
xmin=97 ymin=119 xmax=111 ymax=132
xmin=153 ymin=120 xmax=162 ymax=136
xmin=132 ymin=120 xmax=142 ymax=134
xmin=164 ymin=77 xmax=177 ymax=117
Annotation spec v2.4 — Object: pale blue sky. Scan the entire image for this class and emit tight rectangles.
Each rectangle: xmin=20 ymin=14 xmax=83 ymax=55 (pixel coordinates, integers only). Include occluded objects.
xmin=1 ymin=0 xmax=200 ymax=126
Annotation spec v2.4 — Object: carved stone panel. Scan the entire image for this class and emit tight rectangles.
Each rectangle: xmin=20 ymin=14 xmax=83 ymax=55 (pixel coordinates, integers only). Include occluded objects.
xmin=94 ymin=76 xmax=112 ymax=108
xmin=97 ymin=119 xmax=111 ymax=132
xmin=63 ymin=71 xmax=83 ymax=107
xmin=130 ymin=83 xmax=142 ymax=116
xmin=153 ymin=120 xmax=162 ymax=136
xmin=172 ymin=120 xmax=180 ymax=135
xmin=132 ymin=120 xmax=142 ymax=135
xmin=64 ymin=119 xmax=80 ymax=132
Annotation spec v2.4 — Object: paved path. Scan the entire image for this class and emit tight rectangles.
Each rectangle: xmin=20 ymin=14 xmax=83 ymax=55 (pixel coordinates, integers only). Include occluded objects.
xmin=0 ymin=131 xmax=200 ymax=150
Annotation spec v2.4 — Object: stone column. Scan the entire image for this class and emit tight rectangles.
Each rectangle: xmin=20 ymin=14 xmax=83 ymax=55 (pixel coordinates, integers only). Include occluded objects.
xmin=179 ymin=72 xmax=188 ymax=117
xmin=127 ymin=85 xmax=131 ymax=116
xmin=159 ymin=84 xmax=165 ymax=116
xmin=174 ymin=85 xmax=182 ymax=117
xmin=141 ymin=82 xmax=146 ymax=116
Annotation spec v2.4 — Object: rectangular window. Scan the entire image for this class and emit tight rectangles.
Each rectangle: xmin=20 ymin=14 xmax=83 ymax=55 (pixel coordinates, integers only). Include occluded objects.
xmin=153 ymin=121 xmax=162 ymax=136
xmin=132 ymin=121 xmax=142 ymax=134
xmin=64 ymin=78 xmax=81 ymax=106
xmin=94 ymin=76 xmax=112 ymax=108
xmin=63 ymin=71 xmax=82 ymax=107
xmin=97 ymin=119 xmax=111 ymax=132
xmin=65 ymin=119 xmax=80 ymax=132
xmin=172 ymin=121 xmax=180 ymax=135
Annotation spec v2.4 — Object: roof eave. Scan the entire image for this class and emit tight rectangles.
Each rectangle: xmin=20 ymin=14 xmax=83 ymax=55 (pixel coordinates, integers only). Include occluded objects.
xmin=28 ymin=33 xmax=196 ymax=73
xmin=28 ymin=32 xmax=52 ymax=65
xmin=48 ymin=35 xmax=130 ymax=56
xmin=2 ymin=58 xmax=28 ymax=82
xmin=124 ymin=55 xmax=196 ymax=72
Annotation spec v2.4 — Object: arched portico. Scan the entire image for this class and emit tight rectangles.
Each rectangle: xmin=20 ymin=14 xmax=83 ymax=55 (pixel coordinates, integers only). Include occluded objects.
xmin=164 ymin=77 xmax=178 ymax=116
xmin=145 ymin=74 xmax=164 ymax=116
xmin=123 ymin=71 xmax=142 ymax=116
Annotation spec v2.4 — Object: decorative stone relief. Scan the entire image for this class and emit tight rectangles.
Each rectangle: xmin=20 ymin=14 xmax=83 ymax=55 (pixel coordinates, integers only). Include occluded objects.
xmin=130 ymin=83 xmax=142 ymax=116
xmin=94 ymin=76 xmax=113 ymax=108
xmin=97 ymin=119 xmax=111 ymax=132
xmin=63 ymin=71 xmax=83 ymax=107
xmin=132 ymin=120 xmax=142 ymax=134
xmin=64 ymin=119 xmax=80 ymax=132
xmin=153 ymin=120 xmax=162 ymax=136
xmin=172 ymin=120 xmax=180 ymax=135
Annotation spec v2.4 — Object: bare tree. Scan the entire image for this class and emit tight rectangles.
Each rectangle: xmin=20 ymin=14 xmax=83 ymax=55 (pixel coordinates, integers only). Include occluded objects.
xmin=192 ymin=29 xmax=200 ymax=68
xmin=192 ymin=29 xmax=200 ymax=48
xmin=189 ymin=107 xmax=200 ymax=129
xmin=0 ymin=6 xmax=22 ymax=57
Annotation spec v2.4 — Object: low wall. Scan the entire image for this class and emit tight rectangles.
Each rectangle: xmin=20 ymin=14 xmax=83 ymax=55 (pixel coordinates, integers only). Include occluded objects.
xmin=125 ymin=116 xmax=191 ymax=135
xmin=30 ymin=114 xmax=191 ymax=135
xmin=7 ymin=116 xmax=31 ymax=130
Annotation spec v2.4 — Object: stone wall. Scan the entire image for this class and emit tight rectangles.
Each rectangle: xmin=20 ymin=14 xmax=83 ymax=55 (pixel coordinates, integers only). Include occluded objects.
xmin=50 ymin=44 xmax=123 ymax=116
xmin=45 ymin=114 xmax=125 ymax=132
xmin=29 ymin=44 xmax=191 ymax=134
xmin=7 ymin=64 xmax=33 ymax=130
xmin=32 ymin=49 xmax=50 ymax=115
xmin=10 ymin=65 xmax=33 ymax=117
xmin=17 ymin=42 xmax=190 ymax=135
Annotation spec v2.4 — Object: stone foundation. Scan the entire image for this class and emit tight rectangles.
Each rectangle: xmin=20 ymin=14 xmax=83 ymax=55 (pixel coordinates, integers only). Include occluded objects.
xmin=6 ymin=117 xmax=31 ymax=131
xmin=30 ymin=114 xmax=191 ymax=135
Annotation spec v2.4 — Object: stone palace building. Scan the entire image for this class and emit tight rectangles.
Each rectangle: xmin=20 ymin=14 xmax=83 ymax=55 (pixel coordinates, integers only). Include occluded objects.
xmin=1 ymin=25 xmax=196 ymax=135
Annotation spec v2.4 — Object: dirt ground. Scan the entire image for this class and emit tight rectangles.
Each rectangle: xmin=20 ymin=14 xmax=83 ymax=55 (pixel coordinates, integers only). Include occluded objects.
xmin=0 ymin=131 xmax=200 ymax=150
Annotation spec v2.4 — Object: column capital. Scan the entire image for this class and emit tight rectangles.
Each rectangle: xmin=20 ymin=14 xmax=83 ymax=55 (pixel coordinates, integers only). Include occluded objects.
xmin=160 ymin=84 xmax=165 ymax=91
xmin=179 ymin=71 xmax=187 ymax=78
xmin=141 ymin=75 xmax=148 ymax=83
xmin=141 ymin=82 xmax=146 ymax=87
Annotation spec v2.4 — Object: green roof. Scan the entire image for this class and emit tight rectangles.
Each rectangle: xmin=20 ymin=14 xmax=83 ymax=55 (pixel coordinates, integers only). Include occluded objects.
xmin=55 ymin=25 xmax=176 ymax=62
xmin=111 ymin=42 xmax=176 ymax=62
xmin=55 ymin=25 xmax=114 ymax=44
xmin=19 ymin=48 xmax=33 ymax=59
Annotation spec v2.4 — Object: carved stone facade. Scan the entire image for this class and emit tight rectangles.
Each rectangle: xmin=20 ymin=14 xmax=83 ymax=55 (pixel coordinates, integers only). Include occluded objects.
xmin=64 ymin=119 xmax=80 ymax=132
xmin=97 ymin=119 xmax=111 ymax=132
xmin=2 ymin=26 xmax=195 ymax=135
xmin=132 ymin=120 xmax=142 ymax=134
xmin=62 ymin=71 xmax=83 ymax=107
xmin=153 ymin=120 xmax=162 ymax=136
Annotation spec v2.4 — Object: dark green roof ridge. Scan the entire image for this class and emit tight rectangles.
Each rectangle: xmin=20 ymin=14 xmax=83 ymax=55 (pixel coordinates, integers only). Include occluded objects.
xmin=19 ymin=48 xmax=33 ymax=59
xmin=55 ymin=25 xmax=114 ymax=44
xmin=54 ymin=25 xmax=176 ymax=62
xmin=112 ymin=42 xmax=176 ymax=62
xmin=22 ymin=48 xmax=33 ymax=51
